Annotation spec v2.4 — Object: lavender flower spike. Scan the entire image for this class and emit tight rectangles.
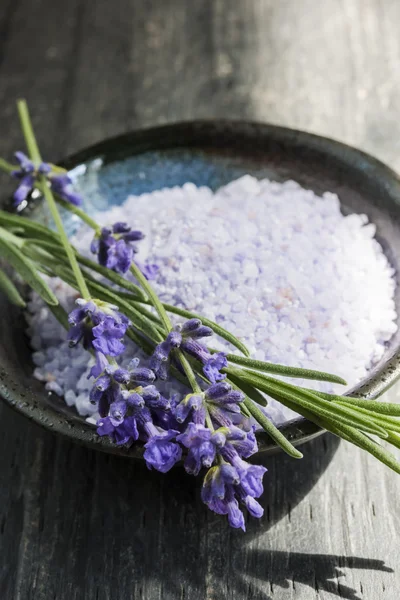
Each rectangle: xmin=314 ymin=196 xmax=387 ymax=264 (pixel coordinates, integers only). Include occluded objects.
xmin=91 ymin=222 xmax=145 ymax=274
xmin=67 ymin=298 xmax=130 ymax=356
xmin=50 ymin=174 xmax=83 ymax=206
xmin=11 ymin=151 xmax=49 ymax=207
xmin=150 ymin=318 xmax=220 ymax=381
xmin=10 ymin=151 xmax=82 ymax=207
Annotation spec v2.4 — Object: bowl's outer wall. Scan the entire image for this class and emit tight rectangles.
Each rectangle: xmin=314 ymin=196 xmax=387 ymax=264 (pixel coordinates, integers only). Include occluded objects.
xmin=2 ymin=121 xmax=400 ymax=457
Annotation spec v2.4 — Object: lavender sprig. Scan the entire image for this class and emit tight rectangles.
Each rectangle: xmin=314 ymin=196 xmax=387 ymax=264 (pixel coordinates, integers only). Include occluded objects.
xmin=4 ymin=101 xmax=400 ymax=531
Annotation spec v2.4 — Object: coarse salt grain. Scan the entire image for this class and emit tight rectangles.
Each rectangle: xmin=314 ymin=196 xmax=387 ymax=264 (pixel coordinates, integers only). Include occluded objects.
xmin=26 ymin=176 xmax=398 ymax=426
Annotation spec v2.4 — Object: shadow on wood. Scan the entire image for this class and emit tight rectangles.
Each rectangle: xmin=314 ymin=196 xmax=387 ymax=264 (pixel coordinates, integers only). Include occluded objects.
xmin=7 ymin=400 xmax=391 ymax=599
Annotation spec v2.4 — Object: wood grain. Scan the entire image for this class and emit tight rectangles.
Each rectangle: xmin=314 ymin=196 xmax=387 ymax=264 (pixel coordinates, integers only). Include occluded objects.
xmin=0 ymin=0 xmax=400 ymax=598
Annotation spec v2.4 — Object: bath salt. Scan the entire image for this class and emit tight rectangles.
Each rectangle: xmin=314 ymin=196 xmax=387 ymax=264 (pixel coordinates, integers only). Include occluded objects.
xmin=26 ymin=176 xmax=398 ymax=426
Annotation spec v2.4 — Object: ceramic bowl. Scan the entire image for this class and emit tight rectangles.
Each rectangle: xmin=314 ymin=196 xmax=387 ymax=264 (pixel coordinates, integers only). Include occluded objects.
xmin=2 ymin=121 xmax=400 ymax=457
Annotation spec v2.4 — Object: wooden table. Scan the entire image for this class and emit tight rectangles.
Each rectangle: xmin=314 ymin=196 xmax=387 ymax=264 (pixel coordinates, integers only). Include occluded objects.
xmin=1 ymin=1 xmax=399 ymax=598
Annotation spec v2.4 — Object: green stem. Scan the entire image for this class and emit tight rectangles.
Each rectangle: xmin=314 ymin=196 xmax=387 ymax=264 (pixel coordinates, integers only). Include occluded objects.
xmin=176 ymin=349 xmax=201 ymax=393
xmin=54 ymin=196 xmax=100 ymax=232
xmin=0 ymin=158 xmax=16 ymax=174
xmin=129 ymin=261 xmax=172 ymax=332
xmin=17 ymin=99 xmax=90 ymax=301
xmin=39 ymin=180 xmax=90 ymax=299
xmin=205 ymin=408 xmax=214 ymax=431
xmin=17 ymin=100 xmax=41 ymax=163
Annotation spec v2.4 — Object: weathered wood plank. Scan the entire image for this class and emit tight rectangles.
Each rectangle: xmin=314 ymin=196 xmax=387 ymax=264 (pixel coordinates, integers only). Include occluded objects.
xmin=0 ymin=0 xmax=400 ymax=598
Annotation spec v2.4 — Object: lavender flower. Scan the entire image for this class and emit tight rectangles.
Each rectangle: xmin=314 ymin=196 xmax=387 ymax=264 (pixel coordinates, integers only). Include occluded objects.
xmin=67 ymin=298 xmax=130 ymax=356
xmin=204 ymin=381 xmax=250 ymax=431
xmin=149 ymin=330 xmax=182 ymax=379
xmin=177 ymin=423 xmax=225 ymax=475
xmin=97 ymin=401 xmax=139 ymax=446
xmin=144 ymin=429 xmax=182 ymax=473
xmin=97 ymin=394 xmax=182 ymax=470
xmin=12 ymin=152 xmax=49 ymax=206
xmin=201 ymin=454 xmax=267 ymax=530
xmin=150 ymin=318 xmax=223 ymax=381
xmin=90 ymin=360 xmax=155 ymax=417
xmin=174 ymin=393 xmax=205 ymax=425
xmin=90 ymin=222 xmax=145 ymax=274
xmin=50 ymin=174 xmax=83 ymax=206
xmin=10 ymin=151 xmax=82 ymax=206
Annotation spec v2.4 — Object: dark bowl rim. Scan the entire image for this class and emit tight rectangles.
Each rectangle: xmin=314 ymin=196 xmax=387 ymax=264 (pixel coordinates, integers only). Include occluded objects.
xmin=3 ymin=118 xmax=400 ymax=457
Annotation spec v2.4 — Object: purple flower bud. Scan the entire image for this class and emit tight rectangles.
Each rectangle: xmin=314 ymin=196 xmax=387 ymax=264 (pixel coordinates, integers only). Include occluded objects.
xmin=242 ymin=496 xmax=263 ymax=518
xmin=97 ymin=416 xmax=134 ymax=446
xmin=14 ymin=151 xmax=34 ymax=172
xmin=112 ymin=222 xmax=131 ymax=234
xmin=167 ymin=330 xmax=182 ymax=348
xmin=121 ymin=390 xmax=145 ymax=408
xmin=130 ymin=367 xmax=156 ymax=384
xmin=205 ymin=381 xmax=233 ymax=400
xmin=91 ymin=222 xmax=147 ymax=274
xmin=13 ymin=173 xmax=35 ymax=206
xmin=38 ymin=162 xmax=51 ymax=174
xmin=181 ymin=318 xmax=202 ymax=334
xmin=123 ymin=416 xmax=139 ymax=440
xmin=237 ymin=463 xmax=267 ymax=498
xmin=180 ymin=338 xmax=211 ymax=363
xmin=50 ymin=174 xmax=83 ymax=206
xmin=203 ymin=353 xmax=227 ymax=383
xmin=89 ymin=352 xmax=109 ymax=379
xmin=68 ymin=299 xmax=129 ymax=357
xmin=177 ymin=423 xmax=224 ymax=475
xmin=188 ymin=326 xmax=213 ymax=339
xmin=94 ymin=374 xmax=112 ymax=392
xmin=112 ymin=368 xmax=131 ymax=384
xmin=109 ymin=400 xmax=127 ymax=426
xmin=174 ymin=394 xmax=204 ymax=424
xmin=143 ymin=430 xmax=182 ymax=473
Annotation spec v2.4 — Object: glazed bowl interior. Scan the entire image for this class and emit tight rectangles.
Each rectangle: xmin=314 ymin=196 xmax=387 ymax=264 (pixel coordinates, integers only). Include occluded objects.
xmin=2 ymin=121 xmax=400 ymax=457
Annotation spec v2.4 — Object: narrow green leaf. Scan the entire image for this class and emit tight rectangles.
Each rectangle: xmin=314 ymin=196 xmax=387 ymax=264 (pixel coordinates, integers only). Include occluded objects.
xmin=0 ymin=210 xmax=61 ymax=244
xmin=386 ymin=430 xmax=400 ymax=451
xmin=0 ymin=268 xmax=26 ymax=307
xmin=225 ymin=354 xmax=347 ymax=385
xmin=228 ymin=374 xmax=268 ymax=407
xmin=330 ymin=423 xmax=400 ymax=475
xmin=334 ymin=403 xmax=400 ymax=433
xmin=0 ymin=236 xmax=58 ymax=306
xmin=335 ymin=397 xmax=400 ymax=417
xmin=25 ymin=237 xmax=149 ymax=301
xmin=243 ymin=397 xmax=303 ymax=458
xmin=76 ymin=255 xmax=148 ymax=301
xmin=0 ymin=158 xmax=16 ymax=174
xmin=230 ymin=369 xmax=389 ymax=438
